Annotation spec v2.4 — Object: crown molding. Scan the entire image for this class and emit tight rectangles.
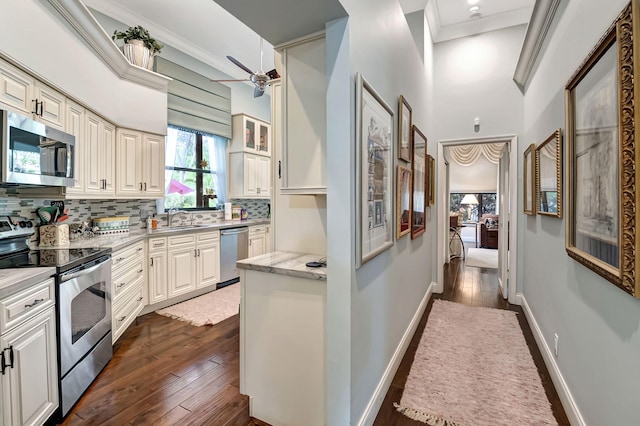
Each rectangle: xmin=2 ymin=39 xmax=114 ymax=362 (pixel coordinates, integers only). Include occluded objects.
xmin=47 ymin=0 xmax=170 ymax=91
xmin=432 ymin=7 xmax=532 ymax=43
xmin=513 ymin=0 xmax=562 ymax=93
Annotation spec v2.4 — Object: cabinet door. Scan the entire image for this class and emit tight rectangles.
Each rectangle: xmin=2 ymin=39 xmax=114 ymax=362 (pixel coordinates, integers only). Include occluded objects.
xmin=148 ymin=251 xmax=168 ymax=305
xmin=84 ymin=111 xmax=103 ymax=194
xmin=244 ymin=116 xmax=256 ymax=151
xmin=143 ymin=133 xmax=165 ymax=197
xmin=65 ymin=100 xmax=85 ymax=193
xmin=116 ymin=129 xmax=143 ymax=196
xmin=33 ymin=82 xmax=65 ymax=130
xmin=1 ymin=307 xmax=58 ymax=426
xmin=248 ymin=234 xmax=266 ymax=258
xmin=102 ymin=120 xmax=116 ymax=195
xmin=244 ymin=154 xmax=258 ymax=196
xmin=168 ymin=247 xmax=196 ymax=298
xmin=265 ymin=225 xmax=272 ymax=253
xmin=197 ymin=242 xmax=219 ymax=289
xmin=258 ymin=122 xmax=271 ymax=156
xmin=257 ymin=156 xmax=271 ymax=197
xmin=0 ymin=61 xmax=33 ymax=115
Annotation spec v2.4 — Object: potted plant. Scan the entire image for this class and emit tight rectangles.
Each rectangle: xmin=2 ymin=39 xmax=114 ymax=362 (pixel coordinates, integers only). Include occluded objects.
xmin=112 ymin=25 xmax=163 ymax=70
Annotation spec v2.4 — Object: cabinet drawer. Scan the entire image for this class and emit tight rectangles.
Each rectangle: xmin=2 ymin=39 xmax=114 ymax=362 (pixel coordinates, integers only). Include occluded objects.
xmin=112 ymin=280 xmax=144 ymax=343
xmin=168 ymin=234 xmax=196 ymax=248
xmin=112 ymin=258 xmax=145 ymax=301
xmin=148 ymin=237 xmax=167 ymax=252
xmin=249 ymin=226 xmax=265 ymax=235
xmin=0 ymin=278 xmax=55 ymax=333
xmin=112 ymin=241 xmax=144 ymax=273
xmin=197 ymin=230 xmax=220 ymax=243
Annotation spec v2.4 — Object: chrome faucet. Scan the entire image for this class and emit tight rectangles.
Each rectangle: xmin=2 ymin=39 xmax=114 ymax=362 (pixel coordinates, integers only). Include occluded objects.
xmin=167 ymin=208 xmax=191 ymax=227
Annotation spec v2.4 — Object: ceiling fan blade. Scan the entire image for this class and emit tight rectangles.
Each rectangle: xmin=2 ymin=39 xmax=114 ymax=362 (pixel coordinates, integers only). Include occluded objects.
xmin=254 ymin=86 xmax=265 ymax=98
xmin=211 ymin=78 xmax=251 ymax=83
xmin=227 ymin=55 xmax=254 ymax=75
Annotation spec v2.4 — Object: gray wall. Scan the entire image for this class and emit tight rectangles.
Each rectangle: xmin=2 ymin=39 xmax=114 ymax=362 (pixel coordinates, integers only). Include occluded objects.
xmin=522 ymin=0 xmax=640 ymax=424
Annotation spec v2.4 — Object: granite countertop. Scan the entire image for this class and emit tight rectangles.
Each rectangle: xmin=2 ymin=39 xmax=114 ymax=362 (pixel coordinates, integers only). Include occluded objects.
xmin=0 ymin=267 xmax=56 ymax=299
xmin=237 ymin=251 xmax=327 ymax=281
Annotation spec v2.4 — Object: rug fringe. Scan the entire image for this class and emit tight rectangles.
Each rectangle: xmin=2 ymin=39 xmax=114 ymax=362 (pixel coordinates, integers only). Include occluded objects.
xmin=393 ymin=403 xmax=460 ymax=426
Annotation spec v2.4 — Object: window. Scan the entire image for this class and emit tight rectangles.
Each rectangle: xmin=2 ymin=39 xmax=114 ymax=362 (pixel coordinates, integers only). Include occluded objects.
xmin=164 ymin=126 xmax=227 ymax=210
xmin=450 ymin=192 xmax=497 ymax=222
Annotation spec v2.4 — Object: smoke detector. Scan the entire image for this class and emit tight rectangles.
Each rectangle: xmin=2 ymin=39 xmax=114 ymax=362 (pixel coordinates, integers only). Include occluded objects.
xmin=469 ymin=5 xmax=481 ymax=20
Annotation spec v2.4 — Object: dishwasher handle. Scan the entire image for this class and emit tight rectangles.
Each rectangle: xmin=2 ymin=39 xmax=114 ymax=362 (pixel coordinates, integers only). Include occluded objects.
xmin=221 ymin=227 xmax=249 ymax=236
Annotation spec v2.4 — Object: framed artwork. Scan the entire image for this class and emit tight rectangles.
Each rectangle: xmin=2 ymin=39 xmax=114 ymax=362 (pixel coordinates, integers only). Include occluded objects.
xmin=356 ymin=73 xmax=394 ymax=268
xmin=536 ymin=129 xmax=562 ymax=217
xmin=411 ymin=125 xmax=427 ymax=238
xmin=565 ymin=2 xmax=639 ymax=298
xmin=397 ymin=165 xmax=412 ymax=239
xmin=523 ymin=143 xmax=536 ymax=215
xmin=398 ymin=96 xmax=412 ymax=163
xmin=427 ymin=155 xmax=435 ymax=205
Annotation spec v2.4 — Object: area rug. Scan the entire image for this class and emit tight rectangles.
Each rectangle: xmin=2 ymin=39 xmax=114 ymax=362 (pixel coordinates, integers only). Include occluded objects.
xmin=465 ymin=247 xmax=498 ymax=269
xmin=395 ymin=300 xmax=557 ymax=426
xmin=155 ymin=283 xmax=240 ymax=327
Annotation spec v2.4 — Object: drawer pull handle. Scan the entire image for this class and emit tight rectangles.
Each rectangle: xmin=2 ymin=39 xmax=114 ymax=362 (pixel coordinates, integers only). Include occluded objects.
xmin=117 ymin=282 xmax=126 ymax=288
xmin=118 ymin=316 xmax=126 ymax=322
xmin=137 ymin=269 xmax=143 ymax=274
xmin=137 ymin=297 xmax=143 ymax=302
xmin=150 ymin=258 xmax=154 ymax=267
xmin=137 ymin=247 xmax=143 ymax=252
xmin=1 ymin=346 xmax=14 ymax=375
xmin=24 ymin=298 xmax=44 ymax=308
xmin=197 ymin=249 xmax=201 ymax=257
xmin=153 ymin=243 xmax=163 ymax=247
xmin=116 ymin=257 xmax=125 ymax=262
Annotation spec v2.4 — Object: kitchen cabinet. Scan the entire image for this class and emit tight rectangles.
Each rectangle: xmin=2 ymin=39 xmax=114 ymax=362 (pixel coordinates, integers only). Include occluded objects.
xmin=65 ymin=100 xmax=85 ymax=194
xmin=196 ymin=231 xmax=220 ymax=289
xmin=111 ymin=242 xmax=146 ymax=343
xmin=148 ymin=237 xmax=168 ymax=305
xmin=265 ymin=224 xmax=272 ymax=253
xmin=32 ymin=81 xmax=66 ymax=130
xmin=85 ymin=111 xmax=115 ymax=196
xmin=248 ymin=225 xmax=267 ymax=258
xmin=1 ymin=279 xmax=58 ymax=426
xmin=230 ymin=114 xmax=271 ymax=157
xmin=229 ymin=153 xmax=271 ymax=198
xmin=116 ymin=129 xmax=166 ymax=198
xmin=276 ymin=32 xmax=326 ymax=194
xmin=168 ymin=234 xmax=197 ymax=298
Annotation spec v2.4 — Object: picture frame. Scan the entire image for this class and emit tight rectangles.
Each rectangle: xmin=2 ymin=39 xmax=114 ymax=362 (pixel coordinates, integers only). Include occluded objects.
xmin=536 ymin=129 xmax=562 ymax=217
xmin=411 ymin=126 xmax=427 ymax=238
xmin=356 ymin=73 xmax=394 ymax=268
xmin=565 ymin=2 xmax=639 ymax=298
xmin=397 ymin=165 xmax=412 ymax=239
xmin=427 ymin=155 xmax=435 ymax=206
xmin=523 ymin=143 xmax=536 ymax=215
xmin=398 ymin=95 xmax=412 ymax=163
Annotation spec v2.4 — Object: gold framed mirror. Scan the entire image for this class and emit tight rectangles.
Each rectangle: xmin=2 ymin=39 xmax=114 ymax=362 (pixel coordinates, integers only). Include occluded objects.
xmin=535 ymin=129 xmax=562 ymax=217
xmin=523 ymin=143 xmax=536 ymax=215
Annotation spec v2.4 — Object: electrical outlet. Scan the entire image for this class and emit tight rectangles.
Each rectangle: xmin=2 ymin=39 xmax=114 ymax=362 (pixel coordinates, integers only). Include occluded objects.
xmin=554 ymin=333 xmax=559 ymax=357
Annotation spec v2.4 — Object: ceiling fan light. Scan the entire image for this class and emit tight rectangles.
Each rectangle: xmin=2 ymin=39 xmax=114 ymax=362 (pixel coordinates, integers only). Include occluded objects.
xmin=469 ymin=5 xmax=481 ymax=20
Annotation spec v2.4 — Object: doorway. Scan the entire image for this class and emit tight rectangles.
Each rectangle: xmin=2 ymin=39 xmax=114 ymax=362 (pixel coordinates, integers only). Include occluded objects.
xmin=437 ymin=135 xmax=519 ymax=305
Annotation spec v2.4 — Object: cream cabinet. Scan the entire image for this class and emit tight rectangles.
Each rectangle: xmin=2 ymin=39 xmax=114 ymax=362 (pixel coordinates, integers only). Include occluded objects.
xmin=196 ymin=231 xmax=220 ymax=289
xmin=229 ymin=153 xmax=271 ymax=198
xmin=116 ymin=129 xmax=165 ymax=198
xmin=0 ymin=60 xmax=33 ymax=115
xmin=230 ymin=114 xmax=271 ymax=156
xmin=32 ymin=81 xmax=66 ymax=130
xmin=276 ymin=32 xmax=326 ymax=194
xmin=1 ymin=279 xmax=58 ymax=426
xmin=248 ymin=225 xmax=267 ymax=258
xmin=85 ymin=111 xmax=115 ymax=196
xmin=167 ymin=234 xmax=198 ymax=298
xmin=148 ymin=237 xmax=168 ymax=305
xmin=265 ymin=224 xmax=272 ymax=253
xmin=111 ymin=241 xmax=146 ymax=343
xmin=64 ymin=100 xmax=85 ymax=194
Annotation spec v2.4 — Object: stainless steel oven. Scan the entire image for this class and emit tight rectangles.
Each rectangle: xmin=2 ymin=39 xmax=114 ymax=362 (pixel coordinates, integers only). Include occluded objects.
xmin=58 ymin=255 xmax=112 ymax=416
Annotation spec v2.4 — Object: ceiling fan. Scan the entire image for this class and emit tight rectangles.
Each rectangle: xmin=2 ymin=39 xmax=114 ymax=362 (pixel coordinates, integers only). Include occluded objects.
xmin=212 ymin=38 xmax=280 ymax=98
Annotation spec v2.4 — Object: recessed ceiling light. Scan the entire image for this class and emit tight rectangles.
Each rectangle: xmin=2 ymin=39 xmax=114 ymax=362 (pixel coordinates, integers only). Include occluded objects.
xmin=469 ymin=5 xmax=481 ymax=20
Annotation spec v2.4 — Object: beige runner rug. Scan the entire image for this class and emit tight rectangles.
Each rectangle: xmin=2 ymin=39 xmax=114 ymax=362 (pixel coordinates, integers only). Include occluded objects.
xmin=395 ymin=299 xmax=557 ymax=426
xmin=155 ymin=283 xmax=240 ymax=327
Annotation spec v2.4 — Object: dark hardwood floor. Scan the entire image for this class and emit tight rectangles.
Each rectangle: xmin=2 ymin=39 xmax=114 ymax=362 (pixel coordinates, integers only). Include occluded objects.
xmin=373 ymin=257 xmax=571 ymax=425
xmin=58 ymin=312 xmax=264 ymax=426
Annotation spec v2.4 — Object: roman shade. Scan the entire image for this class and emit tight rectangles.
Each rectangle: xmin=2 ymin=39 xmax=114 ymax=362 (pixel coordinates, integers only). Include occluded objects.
xmin=154 ymin=57 xmax=232 ymax=138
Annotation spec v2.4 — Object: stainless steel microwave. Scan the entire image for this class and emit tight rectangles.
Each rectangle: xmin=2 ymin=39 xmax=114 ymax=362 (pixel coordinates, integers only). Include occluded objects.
xmin=1 ymin=109 xmax=75 ymax=186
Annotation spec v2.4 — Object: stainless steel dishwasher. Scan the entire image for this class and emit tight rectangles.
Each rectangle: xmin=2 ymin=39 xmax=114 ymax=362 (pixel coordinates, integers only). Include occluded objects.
xmin=218 ymin=226 xmax=249 ymax=288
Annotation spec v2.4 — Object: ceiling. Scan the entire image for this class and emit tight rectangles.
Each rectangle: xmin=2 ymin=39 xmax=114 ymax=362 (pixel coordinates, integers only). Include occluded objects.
xmin=83 ymin=0 xmax=533 ymax=82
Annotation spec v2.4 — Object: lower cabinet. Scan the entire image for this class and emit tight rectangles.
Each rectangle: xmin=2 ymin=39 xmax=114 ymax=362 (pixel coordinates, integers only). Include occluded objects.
xmin=111 ymin=241 xmax=146 ymax=343
xmin=167 ymin=231 xmax=220 ymax=298
xmin=196 ymin=232 xmax=220 ymax=289
xmin=1 ymin=306 xmax=58 ymax=426
xmin=148 ymin=237 xmax=168 ymax=305
xmin=112 ymin=283 xmax=144 ymax=343
xmin=249 ymin=225 xmax=269 ymax=258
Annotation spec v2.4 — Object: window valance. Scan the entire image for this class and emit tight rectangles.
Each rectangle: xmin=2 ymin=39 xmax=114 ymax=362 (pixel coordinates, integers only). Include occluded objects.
xmin=449 ymin=143 xmax=505 ymax=166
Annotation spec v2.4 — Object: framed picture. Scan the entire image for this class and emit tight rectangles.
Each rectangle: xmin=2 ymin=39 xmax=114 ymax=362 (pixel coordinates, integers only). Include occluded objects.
xmin=565 ymin=2 xmax=639 ymax=298
xmin=523 ymin=143 xmax=536 ymax=215
xmin=427 ymin=155 xmax=435 ymax=205
xmin=411 ymin=126 xmax=427 ymax=238
xmin=398 ymin=96 xmax=412 ymax=163
xmin=356 ymin=73 xmax=394 ymax=268
xmin=397 ymin=165 xmax=412 ymax=239
xmin=536 ymin=129 xmax=562 ymax=217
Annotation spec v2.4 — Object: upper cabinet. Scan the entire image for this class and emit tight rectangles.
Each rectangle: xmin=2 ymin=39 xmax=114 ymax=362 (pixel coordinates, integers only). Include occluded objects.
xmin=230 ymin=114 xmax=271 ymax=157
xmin=275 ymin=32 xmax=326 ymax=195
xmin=115 ymin=128 xmax=165 ymax=199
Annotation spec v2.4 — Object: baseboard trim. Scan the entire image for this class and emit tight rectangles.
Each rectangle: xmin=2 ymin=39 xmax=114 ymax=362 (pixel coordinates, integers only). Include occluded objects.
xmin=357 ymin=281 xmax=435 ymax=426
xmin=520 ymin=295 xmax=585 ymax=426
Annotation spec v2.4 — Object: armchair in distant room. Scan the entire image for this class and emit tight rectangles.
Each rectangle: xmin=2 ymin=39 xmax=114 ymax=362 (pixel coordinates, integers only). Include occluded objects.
xmin=479 ymin=214 xmax=499 ymax=249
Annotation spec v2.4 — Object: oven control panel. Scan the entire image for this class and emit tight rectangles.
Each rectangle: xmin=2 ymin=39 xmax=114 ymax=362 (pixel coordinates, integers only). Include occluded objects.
xmin=0 ymin=216 xmax=35 ymax=239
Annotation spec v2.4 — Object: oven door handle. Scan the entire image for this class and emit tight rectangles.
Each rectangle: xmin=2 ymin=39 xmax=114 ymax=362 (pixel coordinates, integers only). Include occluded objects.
xmin=59 ymin=257 xmax=110 ymax=283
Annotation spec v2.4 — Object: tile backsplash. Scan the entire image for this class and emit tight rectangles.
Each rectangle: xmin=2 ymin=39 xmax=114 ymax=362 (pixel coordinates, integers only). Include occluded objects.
xmin=229 ymin=198 xmax=270 ymax=219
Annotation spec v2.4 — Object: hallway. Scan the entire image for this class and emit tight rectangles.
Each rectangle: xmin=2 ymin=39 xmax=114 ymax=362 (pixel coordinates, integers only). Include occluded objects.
xmin=373 ymin=258 xmax=570 ymax=425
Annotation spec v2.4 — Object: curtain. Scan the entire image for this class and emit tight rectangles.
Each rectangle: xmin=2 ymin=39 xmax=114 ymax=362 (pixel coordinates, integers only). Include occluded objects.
xmin=449 ymin=143 xmax=505 ymax=166
xmin=203 ymin=134 xmax=228 ymax=204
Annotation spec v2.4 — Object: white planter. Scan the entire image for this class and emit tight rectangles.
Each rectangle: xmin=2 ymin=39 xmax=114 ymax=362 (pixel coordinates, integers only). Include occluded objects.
xmin=123 ymin=39 xmax=154 ymax=70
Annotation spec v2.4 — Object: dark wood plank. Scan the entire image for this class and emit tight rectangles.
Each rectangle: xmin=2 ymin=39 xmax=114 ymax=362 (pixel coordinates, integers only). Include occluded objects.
xmin=373 ymin=258 xmax=570 ymax=425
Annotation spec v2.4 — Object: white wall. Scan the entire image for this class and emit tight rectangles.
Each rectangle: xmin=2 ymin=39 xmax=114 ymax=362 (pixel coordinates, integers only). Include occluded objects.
xmin=448 ymin=154 xmax=498 ymax=193
xmin=522 ymin=0 xmax=640 ymax=424
xmin=323 ymin=1 xmax=435 ymax=423
xmin=0 ymin=1 xmax=167 ymax=134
